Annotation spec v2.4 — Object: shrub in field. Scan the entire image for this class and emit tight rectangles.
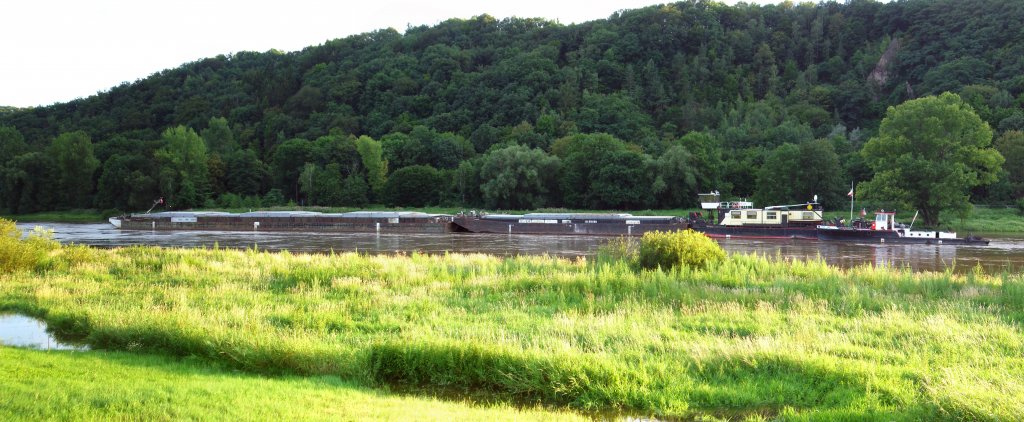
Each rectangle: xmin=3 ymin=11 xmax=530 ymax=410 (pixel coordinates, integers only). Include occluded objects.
xmin=0 ymin=218 xmax=58 ymax=273
xmin=637 ymin=229 xmax=724 ymax=270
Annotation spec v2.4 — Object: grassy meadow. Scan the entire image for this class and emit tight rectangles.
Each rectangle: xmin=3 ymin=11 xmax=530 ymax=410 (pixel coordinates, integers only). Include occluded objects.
xmin=0 ymin=346 xmax=584 ymax=421
xmin=2 ymin=229 xmax=1024 ymax=420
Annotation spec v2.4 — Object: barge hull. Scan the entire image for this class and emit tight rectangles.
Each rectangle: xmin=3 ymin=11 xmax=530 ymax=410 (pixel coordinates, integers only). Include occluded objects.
xmin=816 ymin=228 xmax=989 ymax=245
xmin=120 ymin=216 xmax=453 ymax=233
xmin=451 ymin=218 xmax=686 ymax=236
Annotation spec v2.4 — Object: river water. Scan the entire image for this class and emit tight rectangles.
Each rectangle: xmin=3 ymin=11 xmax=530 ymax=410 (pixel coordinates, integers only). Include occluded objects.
xmin=17 ymin=222 xmax=1024 ymax=274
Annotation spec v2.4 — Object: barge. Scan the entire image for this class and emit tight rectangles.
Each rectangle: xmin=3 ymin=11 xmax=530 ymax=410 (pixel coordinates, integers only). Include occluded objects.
xmin=451 ymin=212 xmax=687 ymax=235
xmin=111 ymin=211 xmax=453 ymax=233
xmin=816 ymin=210 xmax=989 ymax=245
xmin=451 ymin=194 xmax=826 ymax=240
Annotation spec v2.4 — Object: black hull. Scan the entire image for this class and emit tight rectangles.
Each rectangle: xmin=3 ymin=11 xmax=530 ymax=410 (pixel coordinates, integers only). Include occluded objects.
xmin=695 ymin=225 xmax=818 ymax=240
xmin=452 ymin=217 xmax=819 ymax=239
xmin=451 ymin=217 xmax=686 ymax=236
xmin=120 ymin=216 xmax=453 ymax=234
xmin=817 ymin=228 xmax=989 ymax=245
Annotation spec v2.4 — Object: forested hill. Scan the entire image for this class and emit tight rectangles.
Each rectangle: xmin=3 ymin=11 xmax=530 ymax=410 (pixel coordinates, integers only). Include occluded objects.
xmin=2 ymin=0 xmax=1024 ymax=214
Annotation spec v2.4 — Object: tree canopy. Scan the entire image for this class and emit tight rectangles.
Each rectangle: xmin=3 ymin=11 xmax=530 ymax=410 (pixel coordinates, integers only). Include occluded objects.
xmin=860 ymin=92 xmax=1004 ymax=226
xmin=0 ymin=0 xmax=1021 ymax=218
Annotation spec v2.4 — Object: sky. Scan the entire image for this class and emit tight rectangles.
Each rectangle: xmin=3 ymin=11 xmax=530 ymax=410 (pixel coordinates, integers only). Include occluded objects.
xmin=1 ymin=0 xmax=786 ymax=108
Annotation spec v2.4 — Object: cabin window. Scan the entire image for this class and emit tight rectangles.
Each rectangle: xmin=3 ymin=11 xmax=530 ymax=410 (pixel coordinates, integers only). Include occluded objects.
xmin=730 ymin=210 xmax=741 ymax=219
xmin=802 ymin=212 xmax=813 ymax=220
xmin=746 ymin=211 xmax=758 ymax=219
xmin=766 ymin=211 xmax=777 ymax=220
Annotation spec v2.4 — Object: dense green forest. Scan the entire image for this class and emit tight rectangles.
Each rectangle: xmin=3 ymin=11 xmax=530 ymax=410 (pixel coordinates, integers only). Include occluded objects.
xmin=1 ymin=0 xmax=1023 ymax=217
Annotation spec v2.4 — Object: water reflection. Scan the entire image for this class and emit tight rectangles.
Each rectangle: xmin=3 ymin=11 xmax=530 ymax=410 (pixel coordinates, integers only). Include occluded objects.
xmin=0 ymin=314 xmax=88 ymax=351
xmin=17 ymin=222 xmax=1024 ymax=274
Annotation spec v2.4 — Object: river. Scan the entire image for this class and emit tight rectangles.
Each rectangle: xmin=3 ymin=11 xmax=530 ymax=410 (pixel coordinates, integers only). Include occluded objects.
xmin=17 ymin=222 xmax=1024 ymax=274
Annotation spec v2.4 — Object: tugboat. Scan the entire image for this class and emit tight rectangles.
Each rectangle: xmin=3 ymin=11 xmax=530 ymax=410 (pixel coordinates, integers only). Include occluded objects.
xmin=687 ymin=191 xmax=823 ymax=239
xmin=816 ymin=210 xmax=989 ymax=245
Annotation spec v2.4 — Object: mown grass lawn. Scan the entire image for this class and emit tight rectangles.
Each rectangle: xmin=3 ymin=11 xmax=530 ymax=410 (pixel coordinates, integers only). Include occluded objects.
xmin=2 ymin=235 xmax=1023 ymax=420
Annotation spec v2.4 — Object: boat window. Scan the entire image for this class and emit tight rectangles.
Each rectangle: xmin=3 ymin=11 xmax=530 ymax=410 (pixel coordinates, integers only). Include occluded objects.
xmin=746 ymin=211 xmax=758 ymax=219
xmin=730 ymin=210 xmax=741 ymax=219
xmin=802 ymin=212 xmax=813 ymax=220
xmin=766 ymin=211 xmax=777 ymax=220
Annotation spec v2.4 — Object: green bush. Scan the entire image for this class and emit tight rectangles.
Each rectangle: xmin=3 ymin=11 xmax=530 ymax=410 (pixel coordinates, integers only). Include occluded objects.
xmin=637 ymin=229 xmax=724 ymax=271
xmin=0 ymin=218 xmax=58 ymax=273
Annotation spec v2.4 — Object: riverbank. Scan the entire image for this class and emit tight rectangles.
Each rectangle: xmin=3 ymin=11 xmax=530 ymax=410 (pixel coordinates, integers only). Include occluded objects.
xmin=2 ymin=237 xmax=1022 ymax=419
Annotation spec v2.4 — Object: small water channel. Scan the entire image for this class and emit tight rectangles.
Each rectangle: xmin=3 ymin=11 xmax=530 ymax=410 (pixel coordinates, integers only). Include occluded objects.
xmin=0 ymin=314 xmax=88 ymax=351
xmin=16 ymin=222 xmax=1024 ymax=273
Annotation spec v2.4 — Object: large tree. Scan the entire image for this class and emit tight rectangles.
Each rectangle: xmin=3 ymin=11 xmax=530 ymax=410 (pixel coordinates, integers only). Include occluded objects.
xmin=51 ymin=131 xmax=100 ymax=208
xmin=478 ymin=144 xmax=560 ymax=209
xmin=354 ymin=135 xmax=387 ymax=200
xmin=860 ymin=93 xmax=1004 ymax=226
xmin=155 ymin=126 xmax=210 ymax=209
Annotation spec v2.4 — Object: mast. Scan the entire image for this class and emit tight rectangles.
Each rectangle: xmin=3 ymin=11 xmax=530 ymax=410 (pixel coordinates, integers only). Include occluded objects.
xmin=848 ymin=181 xmax=854 ymax=223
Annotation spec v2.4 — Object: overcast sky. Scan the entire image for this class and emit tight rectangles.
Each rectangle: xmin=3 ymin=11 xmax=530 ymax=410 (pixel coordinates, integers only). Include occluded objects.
xmin=2 ymin=0 xmax=788 ymax=108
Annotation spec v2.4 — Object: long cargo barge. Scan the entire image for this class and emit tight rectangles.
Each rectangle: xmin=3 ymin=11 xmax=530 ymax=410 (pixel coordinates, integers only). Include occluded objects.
xmin=112 ymin=211 xmax=453 ymax=233
xmin=108 ymin=194 xmax=989 ymax=246
xmin=450 ymin=212 xmax=688 ymax=236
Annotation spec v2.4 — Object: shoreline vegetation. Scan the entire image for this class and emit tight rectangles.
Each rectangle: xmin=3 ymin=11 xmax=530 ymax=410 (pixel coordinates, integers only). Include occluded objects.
xmin=5 ymin=204 xmax=1024 ymax=235
xmin=1 ymin=222 xmax=1023 ymax=420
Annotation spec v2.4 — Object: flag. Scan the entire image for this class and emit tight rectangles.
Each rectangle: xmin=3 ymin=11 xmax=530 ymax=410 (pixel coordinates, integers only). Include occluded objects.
xmin=861 ymin=208 xmax=867 ymax=217
xmin=847 ymin=188 xmax=854 ymax=197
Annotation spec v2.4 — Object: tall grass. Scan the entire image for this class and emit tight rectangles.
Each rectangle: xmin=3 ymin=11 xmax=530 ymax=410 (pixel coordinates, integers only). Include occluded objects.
xmin=1 ymin=235 xmax=1023 ymax=419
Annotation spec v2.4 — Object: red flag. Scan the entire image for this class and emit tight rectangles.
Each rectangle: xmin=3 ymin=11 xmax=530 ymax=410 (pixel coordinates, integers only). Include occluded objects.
xmin=847 ymin=188 xmax=854 ymax=197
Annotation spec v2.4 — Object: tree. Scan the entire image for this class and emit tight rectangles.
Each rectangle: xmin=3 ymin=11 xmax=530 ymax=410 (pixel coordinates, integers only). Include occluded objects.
xmin=0 ymin=126 xmax=28 ymax=163
xmin=0 ymin=126 xmax=30 ymax=211
xmin=354 ymin=135 xmax=387 ymax=199
xmin=555 ymin=133 xmax=655 ymax=209
xmin=652 ymin=145 xmax=698 ymax=208
xmin=678 ymin=131 xmax=724 ymax=194
xmin=381 ymin=132 xmax=427 ymax=169
xmin=860 ymin=93 xmax=1004 ymax=226
xmin=225 ymin=149 xmax=268 ymax=196
xmin=51 ymin=131 xmax=100 ymax=208
xmin=95 ymin=154 xmax=158 ymax=211
xmin=994 ymin=130 xmax=1024 ymax=197
xmin=155 ymin=126 xmax=210 ymax=209
xmin=381 ymin=165 xmax=442 ymax=207
xmin=270 ymin=138 xmax=313 ymax=200
xmin=1 ymin=153 xmax=55 ymax=214
xmin=478 ymin=144 xmax=561 ymax=209
xmin=340 ymin=174 xmax=369 ymax=207
xmin=201 ymin=117 xmax=239 ymax=155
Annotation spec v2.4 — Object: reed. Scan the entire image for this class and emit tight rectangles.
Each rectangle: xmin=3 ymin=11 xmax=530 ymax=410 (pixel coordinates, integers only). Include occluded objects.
xmin=1 ymin=237 xmax=1023 ymax=419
